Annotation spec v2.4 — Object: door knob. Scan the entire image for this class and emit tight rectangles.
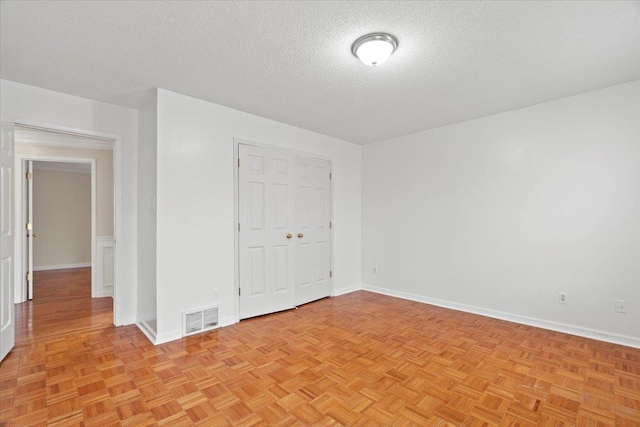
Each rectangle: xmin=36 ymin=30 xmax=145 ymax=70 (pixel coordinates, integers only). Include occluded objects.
xmin=286 ymin=233 xmax=292 ymax=239
xmin=297 ymin=233 xmax=304 ymax=239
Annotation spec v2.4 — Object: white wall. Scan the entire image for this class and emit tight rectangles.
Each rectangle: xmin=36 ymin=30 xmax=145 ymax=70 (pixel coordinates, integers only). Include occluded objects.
xmin=5 ymin=77 xmax=635 ymax=348
xmin=155 ymin=89 xmax=362 ymax=342
xmin=32 ymin=168 xmax=91 ymax=269
xmin=137 ymin=90 xmax=158 ymax=335
xmin=362 ymin=80 xmax=640 ymax=347
xmin=0 ymin=79 xmax=138 ymax=325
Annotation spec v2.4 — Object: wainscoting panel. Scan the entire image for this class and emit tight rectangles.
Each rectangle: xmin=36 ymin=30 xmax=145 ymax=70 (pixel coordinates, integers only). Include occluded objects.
xmin=96 ymin=236 xmax=114 ymax=297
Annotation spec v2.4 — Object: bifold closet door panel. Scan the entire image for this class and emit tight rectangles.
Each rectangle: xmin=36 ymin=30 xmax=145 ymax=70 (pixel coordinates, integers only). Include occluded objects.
xmin=294 ymin=156 xmax=331 ymax=306
xmin=238 ymin=144 xmax=295 ymax=319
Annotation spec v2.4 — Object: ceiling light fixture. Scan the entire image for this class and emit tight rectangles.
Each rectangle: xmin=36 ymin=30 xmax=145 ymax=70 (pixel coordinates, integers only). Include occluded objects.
xmin=351 ymin=33 xmax=398 ymax=67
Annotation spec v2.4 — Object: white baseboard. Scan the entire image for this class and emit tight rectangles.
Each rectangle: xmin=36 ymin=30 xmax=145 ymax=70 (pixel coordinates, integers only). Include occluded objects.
xmin=119 ymin=315 xmax=137 ymax=327
xmin=362 ymin=284 xmax=640 ymax=350
xmin=220 ymin=315 xmax=238 ymax=328
xmin=154 ymin=331 xmax=182 ymax=345
xmin=94 ymin=291 xmax=113 ymax=298
xmin=333 ymin=284 xmax=362 ymax=297
xmin=34 ymin=262 xmax=91 ymax=272
xmin=136 ymin=321 xmax=157 ymax=344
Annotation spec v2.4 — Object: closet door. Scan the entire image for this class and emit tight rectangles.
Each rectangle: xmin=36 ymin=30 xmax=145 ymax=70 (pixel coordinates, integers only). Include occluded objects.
xmin=294 ymin=156 xmax=331 ymax=306
xmin=238 ymin=144 xmax=295 ymax=319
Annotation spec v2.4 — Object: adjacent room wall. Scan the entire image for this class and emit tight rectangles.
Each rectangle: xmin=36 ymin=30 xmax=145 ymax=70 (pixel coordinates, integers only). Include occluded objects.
xmin=136 ymin=90 xmax=158 ymax=336
xmin=32 ymin=168 xmax=91 ymax=270
xmin=362 ymin=80 xmax=640 ymax=346
xmin=0 ymin=79 xmax=138 ymax=325
xmin=14 ymin=144 xmax=114 ymax=237
xmin=155 ymin=88 xmax=362 ymax=342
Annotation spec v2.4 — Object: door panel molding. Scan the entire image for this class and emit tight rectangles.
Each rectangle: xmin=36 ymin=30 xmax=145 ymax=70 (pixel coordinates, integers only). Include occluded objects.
xmin=294 ymin=155 xmax=331 ymax=306
xmin=235 ymin=139 xmax=333 ymax=321
xmin=1 ymin=123 xmax=15 ymax=361
xmin=239 ymin=144 xmax=296 ymax=318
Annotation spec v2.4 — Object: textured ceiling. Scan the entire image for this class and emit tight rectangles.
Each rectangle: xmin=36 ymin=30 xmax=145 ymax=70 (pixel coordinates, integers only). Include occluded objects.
xmin=1 ymin=1 xmax=639 ymax=144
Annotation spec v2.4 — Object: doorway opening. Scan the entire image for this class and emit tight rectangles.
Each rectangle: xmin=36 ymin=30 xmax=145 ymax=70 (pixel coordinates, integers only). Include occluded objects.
xmin=13 ymin=127 xmax=115 ymax=343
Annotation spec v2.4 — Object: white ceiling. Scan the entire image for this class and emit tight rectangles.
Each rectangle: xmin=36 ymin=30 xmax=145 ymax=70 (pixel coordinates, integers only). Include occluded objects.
xmin=1 ymin=1 xmax=639 ymax=145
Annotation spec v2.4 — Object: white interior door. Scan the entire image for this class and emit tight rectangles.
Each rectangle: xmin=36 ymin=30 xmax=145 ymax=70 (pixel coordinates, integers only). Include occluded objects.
xmin=26 ymin=160 xmax=34 ymax=300
xmin=295 ymin=156 xmax=331 ymax=306
xmin=239 ymin=144 xmax=296 ymax=319
xmin=1 ymin=123 xmax=15 ymax=361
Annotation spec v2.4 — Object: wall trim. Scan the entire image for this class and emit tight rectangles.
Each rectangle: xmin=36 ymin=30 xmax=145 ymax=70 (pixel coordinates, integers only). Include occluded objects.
xmin=362 ymin=284 xmax=640 ymax=350
xmin=136 ymin=321 xmax=157 ymax=345
xmin=154 ymin=331 xmax=182 ymax=345
xmin=333 ymin=284 xmax=361 ymax=297
xmin=15 ymin=124 xmax=114 ymax=150
xmin=121 ymin=315 xmax=137 ymax=326
xmin=220 ymin=315 xmax=239 ymax=329
xmin=33 ymin=262 xmax=91 ymax=272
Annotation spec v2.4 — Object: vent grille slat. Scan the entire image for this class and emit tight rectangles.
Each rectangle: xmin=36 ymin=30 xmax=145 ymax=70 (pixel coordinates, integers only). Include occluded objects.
xmin=185 ymin=312 xmax=203 ymax=334
xmin=203 ymin=307 xmax=219 ymax=328
xmin=182 ymin=305 xmax=220 ymax=337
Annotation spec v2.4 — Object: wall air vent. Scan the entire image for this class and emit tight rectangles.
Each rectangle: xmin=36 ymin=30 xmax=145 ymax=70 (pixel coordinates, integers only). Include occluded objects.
xmin=182 ymin=305 xmax=219 ymax=337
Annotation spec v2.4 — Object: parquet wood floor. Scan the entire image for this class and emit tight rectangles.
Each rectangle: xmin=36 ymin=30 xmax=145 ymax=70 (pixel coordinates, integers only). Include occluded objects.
xmin=13 ymin=268 xmax=113 ymax=345
xmin=2 ymin=287 xmax=639 ymax=426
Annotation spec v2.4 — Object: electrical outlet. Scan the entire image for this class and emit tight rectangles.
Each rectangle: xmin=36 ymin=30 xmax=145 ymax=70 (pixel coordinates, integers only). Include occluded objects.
xmin=614 ymin=299 xmax=625 ymax=314
xmin=373 ymin=266 xmax=378 ymax=274
xmin=558 ymin=291 xmax=568 ymax=304
xmin=213 ymin=289 xmax=220 ymax=300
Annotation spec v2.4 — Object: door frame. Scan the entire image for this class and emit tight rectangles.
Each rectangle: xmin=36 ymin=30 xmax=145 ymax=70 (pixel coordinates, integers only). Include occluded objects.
xmin=15 ymin=155 xmax=97 ymax=300
xmin=9 ymin=120 xmax=124 ymax=326
xmin=233 ymin=138 xmax=334 ymax=322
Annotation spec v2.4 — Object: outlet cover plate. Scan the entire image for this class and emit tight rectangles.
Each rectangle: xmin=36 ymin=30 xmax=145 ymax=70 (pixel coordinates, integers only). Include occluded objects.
xmin=614 ymin=299 xmax=625 ymax=313
xmin=558 ymin=291 xmax=568 ymax=304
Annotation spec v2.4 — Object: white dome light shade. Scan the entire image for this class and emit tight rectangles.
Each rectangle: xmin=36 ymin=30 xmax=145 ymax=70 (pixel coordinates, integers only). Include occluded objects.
xmin=352 ymin=33 xmax=398 ymax=67
xmin=355 ymin=40 xmax=393 ymax=66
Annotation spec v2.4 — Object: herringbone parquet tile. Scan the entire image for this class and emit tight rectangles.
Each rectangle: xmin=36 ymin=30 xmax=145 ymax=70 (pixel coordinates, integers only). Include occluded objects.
xmin=1 ymin=281 xmax=639 ymax=426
